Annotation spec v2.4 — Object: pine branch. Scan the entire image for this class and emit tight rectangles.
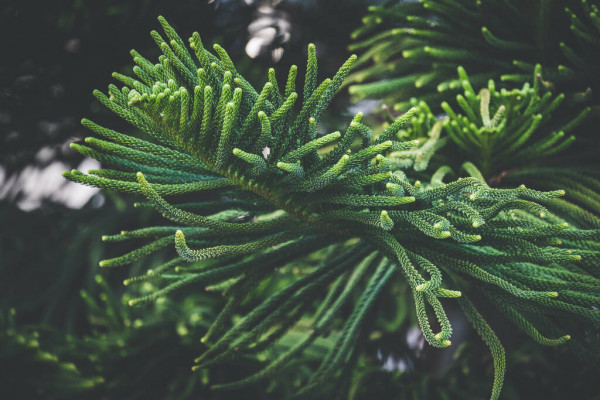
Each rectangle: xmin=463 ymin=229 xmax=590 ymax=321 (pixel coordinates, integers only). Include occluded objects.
xmin=64 ymin=16 xmax=600 ymax=400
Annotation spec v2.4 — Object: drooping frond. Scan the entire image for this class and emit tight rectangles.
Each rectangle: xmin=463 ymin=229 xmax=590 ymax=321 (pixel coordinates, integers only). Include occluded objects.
xmin=64 ymin=16 xmax=600 ymax=400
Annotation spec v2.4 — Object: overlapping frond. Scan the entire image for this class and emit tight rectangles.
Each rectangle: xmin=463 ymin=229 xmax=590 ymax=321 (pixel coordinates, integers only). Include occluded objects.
xmin=64 ymin=17 xmax=600 ymax=400
xmin=348 ymin=0 xmax=600 ymax=126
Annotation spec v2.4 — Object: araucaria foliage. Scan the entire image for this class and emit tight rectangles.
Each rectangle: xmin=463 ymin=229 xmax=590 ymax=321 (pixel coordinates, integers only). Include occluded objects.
xmin=348 ymin=0 xmax=600 ymax=125
xmin=64 ymin=17 xmax=600 ymax=400
xmin=400 ymin=65 xmax=600 ymax=223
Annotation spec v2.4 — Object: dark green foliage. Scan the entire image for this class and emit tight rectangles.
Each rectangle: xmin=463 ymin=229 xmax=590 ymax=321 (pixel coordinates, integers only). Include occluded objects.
xmin=0 ymin=277 xmax=337 ymax=400
xmin=348 ymin=0 xmax=600 ymax=125
xmin=63 ymin=16 xmax=600 ymax=400
xmin=0 ymin=308 xmax=104 ymax=399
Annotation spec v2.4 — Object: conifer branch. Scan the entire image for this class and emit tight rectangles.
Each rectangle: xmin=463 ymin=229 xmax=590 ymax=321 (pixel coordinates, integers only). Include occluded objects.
xmin=64 ymin=16 xmax=600 ymax=399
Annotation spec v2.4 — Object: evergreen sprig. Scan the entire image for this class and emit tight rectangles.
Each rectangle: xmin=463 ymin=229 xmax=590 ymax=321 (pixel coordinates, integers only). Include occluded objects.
xmin=438 ymin=65 xmax=585 ymax=177
xmin=64 ymin=17 xmax=600 ymax=400
xmin=399 ymin=65 xmax=600 ymax=225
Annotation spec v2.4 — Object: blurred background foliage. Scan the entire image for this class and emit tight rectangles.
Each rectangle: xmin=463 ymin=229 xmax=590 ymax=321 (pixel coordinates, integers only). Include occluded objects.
xmin=1 ymin=1 xmax=599 ymax=399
